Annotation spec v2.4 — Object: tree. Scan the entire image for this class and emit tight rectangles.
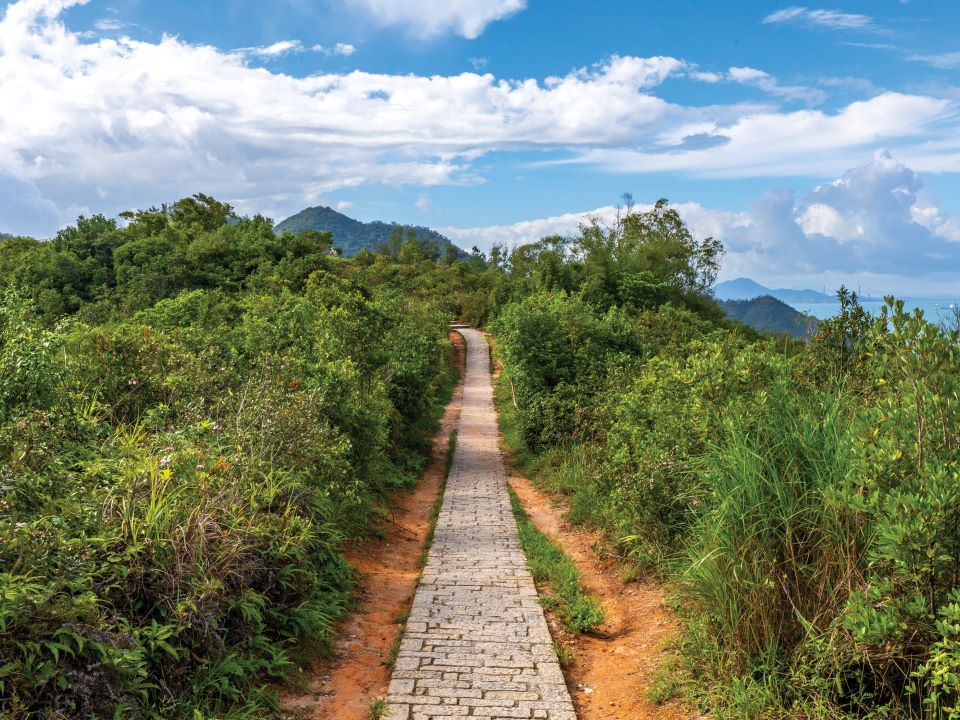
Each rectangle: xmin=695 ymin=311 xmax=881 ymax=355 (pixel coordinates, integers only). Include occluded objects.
xmin=579 ymin=197 xmax=723 ymax=297
xmin=170 ymin=193 xmax=234 ymax=232
xmin=376 ymin=225 xmax=404 ymax=257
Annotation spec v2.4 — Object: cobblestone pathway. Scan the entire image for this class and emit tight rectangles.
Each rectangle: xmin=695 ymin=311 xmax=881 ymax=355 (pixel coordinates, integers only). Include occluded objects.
xmin=385 ymin=328 xmax=577 ymax=720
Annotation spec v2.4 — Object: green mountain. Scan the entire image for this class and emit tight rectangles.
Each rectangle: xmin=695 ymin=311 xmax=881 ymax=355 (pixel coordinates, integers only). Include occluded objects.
xmin=275 ymin=205 xmax=464 ymax=258
xmin=719 ymin=295 xmax=817 ymax=337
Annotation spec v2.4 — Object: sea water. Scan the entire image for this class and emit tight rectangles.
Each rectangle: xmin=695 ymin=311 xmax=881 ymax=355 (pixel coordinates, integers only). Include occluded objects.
xmin=790 ymin=298 xmax=959 ymax=324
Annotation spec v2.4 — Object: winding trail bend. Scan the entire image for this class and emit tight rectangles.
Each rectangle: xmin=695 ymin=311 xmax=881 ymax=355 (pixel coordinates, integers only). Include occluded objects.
xmin=385 ymin=328 xmax=577 ymax=720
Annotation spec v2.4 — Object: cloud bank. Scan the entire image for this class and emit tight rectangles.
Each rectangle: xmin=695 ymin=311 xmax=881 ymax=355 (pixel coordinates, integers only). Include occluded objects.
xmin=442 ymin=152 xmax=960 ymax=294
xmin=0 ymin=0 xmax=959 ymax=294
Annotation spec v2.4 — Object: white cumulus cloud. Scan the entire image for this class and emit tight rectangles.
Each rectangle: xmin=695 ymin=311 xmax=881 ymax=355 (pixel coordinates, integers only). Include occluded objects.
xmin=442 ymin=153 xmax=960 ymax=293
xmin=440 ymin=207 xmax=618 ymax=249
xmin=0 ymin=0 xmax=959 ymax=242
xmin=572 ymin=92 xmax=955 ymax=178
xmin=709 ymin=151 xmax=960 ymax=283
xmin=0 ymin=0 xmax=692 ymax=236
xmin=440 ymin=202 xmax=748 ymax=254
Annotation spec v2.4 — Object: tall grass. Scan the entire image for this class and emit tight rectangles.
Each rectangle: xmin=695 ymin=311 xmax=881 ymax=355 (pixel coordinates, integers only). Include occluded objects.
xmin=679 ymin=386 xmax=860 ymax=716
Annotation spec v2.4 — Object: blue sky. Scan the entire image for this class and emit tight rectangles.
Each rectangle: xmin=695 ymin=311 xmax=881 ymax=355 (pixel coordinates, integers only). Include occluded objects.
xmin=1 ymin=0 xmax=959 ymax=293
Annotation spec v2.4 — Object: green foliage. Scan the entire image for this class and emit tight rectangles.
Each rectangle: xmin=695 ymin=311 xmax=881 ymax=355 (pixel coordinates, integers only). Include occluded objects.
xmin=7 ymin=188 xmax=957 ymax=719
xmin=834 ymin=299 xmax=960 ymax=712
xmin=0 ymin=196 xmax=460 ymax=718
xmin=916 ymin=593 xmax=960 ymax=719
xmin=579 ymin=196 xmax=724 ymax=300
xmin=602 ymin=338 xmax=792 ymax=566
xmin=680 ymin=389 xmax=853 ymax=704
xmin=367 ymin=697 xmax=388 ymax=720
xmin=552 ymin=642 xmax=574 ymax=669
xmin=492 ymin=290 xmax=645 ymax=450
xmin=487 ymin=199 xmax=960 ymax=719
xmin=0 ymin=295 xmax=67 ymax=422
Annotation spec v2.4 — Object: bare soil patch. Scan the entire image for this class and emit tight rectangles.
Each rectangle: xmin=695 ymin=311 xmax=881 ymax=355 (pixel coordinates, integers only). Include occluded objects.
xmin=279 ymin=331 xmax=465 ymax=719
xmin=507 ymin=474 xmax=691 ymax=720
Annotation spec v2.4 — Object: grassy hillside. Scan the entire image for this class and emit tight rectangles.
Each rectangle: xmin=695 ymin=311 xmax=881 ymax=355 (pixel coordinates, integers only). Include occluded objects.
xmin=719 ymin=294 xmax=816 ymax=336
xmin=275 ymin=205 xmax=465 ymax=259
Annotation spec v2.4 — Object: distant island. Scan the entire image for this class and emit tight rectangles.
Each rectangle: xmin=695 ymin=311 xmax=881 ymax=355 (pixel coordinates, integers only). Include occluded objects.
xmin=714 ymin=276 xmax=886 ymax=304
xmin=713 ymin=277 xmax=837 ymax=303
xmin=275 ymin=205 xmax=465 ymax=258
xmin=718 ymin=295 xmax=816 ymax=337
xmin=713 ymin=278 xmax=821 ymax=336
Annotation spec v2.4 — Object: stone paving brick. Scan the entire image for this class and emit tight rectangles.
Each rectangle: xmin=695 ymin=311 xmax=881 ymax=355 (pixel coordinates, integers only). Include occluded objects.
xmin=385 ymin=329 xmax=577 ymax=720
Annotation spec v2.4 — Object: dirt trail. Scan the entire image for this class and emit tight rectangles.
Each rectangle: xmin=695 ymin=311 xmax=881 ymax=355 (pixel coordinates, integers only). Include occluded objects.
xmin=280 ymin=331 xmax=466 ymax=720
xmin=507 ymin=475 xmax=690 ymax=720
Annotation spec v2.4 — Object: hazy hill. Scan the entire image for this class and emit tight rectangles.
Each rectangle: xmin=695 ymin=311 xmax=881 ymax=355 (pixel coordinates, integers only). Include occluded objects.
xmin=715 ymin=277 xmax=832 ymax=303
xmin=275 ymin=205 xmax=464 ymax=258
xmin=719 ymin=295 xmax=817 ymax=337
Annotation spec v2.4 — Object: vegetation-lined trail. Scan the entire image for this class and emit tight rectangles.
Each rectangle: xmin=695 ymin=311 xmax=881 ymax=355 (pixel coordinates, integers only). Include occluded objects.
xmin=385 ymin=328 xmax=577 ymax=720
xmin=3 ymin=191 xmax=958 ymax=719
xmin=507 ymin=476 xmax=687 ymax=720
xmin=282 ymin=333 xmax=466 ymax=719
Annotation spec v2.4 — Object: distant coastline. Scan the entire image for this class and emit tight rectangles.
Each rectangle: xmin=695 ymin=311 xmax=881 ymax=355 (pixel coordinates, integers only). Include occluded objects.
xmin=714 ymin=277 xmax=958 ymax=323
xmin=788 ymin=297 xmax=958 ymax=322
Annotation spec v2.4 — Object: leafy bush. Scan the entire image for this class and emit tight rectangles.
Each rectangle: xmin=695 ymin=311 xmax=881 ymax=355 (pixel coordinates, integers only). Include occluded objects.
xmin=488 ymin=198 xmax=960 ymax=718
xmin=0 ymin=197 xmax=458 ymax=718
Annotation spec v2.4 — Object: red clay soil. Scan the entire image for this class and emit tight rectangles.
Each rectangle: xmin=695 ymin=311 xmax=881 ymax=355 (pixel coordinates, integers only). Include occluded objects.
xmin=279 ymin=331 xmax=466 ymax=720
xmin=507 ymin=474 xmax=691 ymax=720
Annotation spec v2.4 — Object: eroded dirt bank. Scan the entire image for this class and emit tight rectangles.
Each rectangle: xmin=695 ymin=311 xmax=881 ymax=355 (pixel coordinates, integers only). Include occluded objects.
xmin=280 ymin=331 xmax=465 ymax=719
xmin=507 ymin=474 xmax=691 ymax=720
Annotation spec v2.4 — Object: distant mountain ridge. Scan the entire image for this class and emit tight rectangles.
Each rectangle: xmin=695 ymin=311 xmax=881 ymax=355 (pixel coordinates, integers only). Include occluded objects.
xmin=718 ymin=295 xmax=816 ymax=338
xmin=275 ymin=205 xmax=464 ymax=258
xmin=714 ymin=277 xmax=833 ymax=304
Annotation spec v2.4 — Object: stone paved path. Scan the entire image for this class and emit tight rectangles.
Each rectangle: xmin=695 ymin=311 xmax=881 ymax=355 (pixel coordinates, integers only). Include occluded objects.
xmin=385 ymin=328 xmax=577 ymax=720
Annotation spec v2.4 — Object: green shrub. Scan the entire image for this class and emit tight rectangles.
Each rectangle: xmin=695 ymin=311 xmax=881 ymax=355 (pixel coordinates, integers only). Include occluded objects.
xmin=490 ymin=230 xmax=960 ymax=718
xmin=0 ymin=200 xmax=457 ymax=718
xmin=834 ymin=301 xmax=960 ymax=713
